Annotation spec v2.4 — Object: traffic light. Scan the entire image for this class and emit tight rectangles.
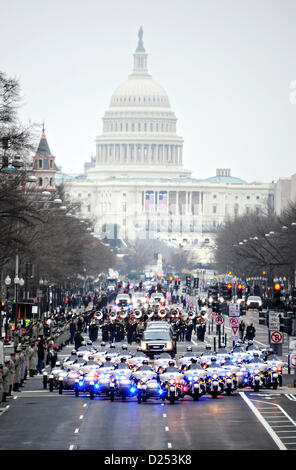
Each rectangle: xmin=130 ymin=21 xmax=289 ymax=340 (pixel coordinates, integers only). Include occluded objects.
xmin=169 ymin=276 xmax=173 ymax=283
xmin=237 ymin=283 xmax=243 ymax=299
xmin=186 ymin=276 xmax=191 ymax=287
xmin=273 ymin=283 xmax=282 ymax=308
xmin=262 ymin=270 xmax=266 ymax=276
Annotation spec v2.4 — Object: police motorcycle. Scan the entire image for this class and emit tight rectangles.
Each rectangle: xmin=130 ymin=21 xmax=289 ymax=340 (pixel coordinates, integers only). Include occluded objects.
xmin=132 ymin=360 xmax=164 ymax=403
xmin=182 ymin=358 xmax=207 ymax=401
xmin=230 ymin=343 xmax=250 ymax=367
xmin=99 ymin=343 xmax=119 ymax=364
xmin=113 ymin=344 xmax=133 ymax=366
xmin=158 ymin=361 xmax=185 ymax=404
xmin=240 ymin=353 xmax=269 ymax=392
xmin=178 ymin=347 xmax=199 ymax=371
xmin=89 ymin=355 xmax=116 ymax=400
xmin=47 ymin=361 xmax=63 ymax=391
xmin=154 ymin=352 xmax=176 ymax=374
xmin=264 ymin=349 xmax=285 ymax=388
xmin=215 ymin=345 xmax=232 ymax=366
xmin=92 ymin=341 xmax=108 ymax=361
xmin=112 ymin=357 xmax=137 ymax=400
xmin=199 ymin=345 xmax=216 ymax=369
xmin=127 ymin=348 xmax=150 ymax=371
xmin=204 ymin=357 xmax=226 ymax=398
xmin=74 ymin=356 xmax=100 ymax=397
xmin=56 ymin=363 xmax=82 ymax=395
xmin=218 ymin=355 xmax=239 ymax=394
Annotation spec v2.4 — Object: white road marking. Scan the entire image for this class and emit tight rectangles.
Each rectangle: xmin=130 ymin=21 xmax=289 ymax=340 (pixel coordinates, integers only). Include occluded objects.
xmin=165 ymin=426 xmax=169 ymax=432
xmin=163 ymin=413 xmax=167 ymax=418
xmin=79 ymin=415 xmax=84 ymax=419
xmin=168 ymin=443 xmax=172 ymax=448
xmin=239 ymin=393 xmax=287 ymax=450
xmin=69 ymin=445 xmax=74 ymax=450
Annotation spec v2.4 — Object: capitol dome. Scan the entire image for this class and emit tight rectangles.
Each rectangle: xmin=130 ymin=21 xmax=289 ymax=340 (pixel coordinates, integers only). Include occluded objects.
xmin=89 ymin=27 xmax=191 ymax=180
xmin=110 ymin=78 xmax=171 ymax=108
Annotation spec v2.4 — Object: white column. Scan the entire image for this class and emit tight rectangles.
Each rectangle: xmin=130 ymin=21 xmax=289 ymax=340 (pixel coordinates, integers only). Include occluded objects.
xmin=140 ymin=144 xmax=144 ymax=163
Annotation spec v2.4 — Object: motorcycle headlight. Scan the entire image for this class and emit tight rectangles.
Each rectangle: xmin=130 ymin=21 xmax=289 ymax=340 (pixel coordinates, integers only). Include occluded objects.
xmin=226 ymin=371 xmax=231 ymax=377
xmin=212 ymin=374 xmax=218 ymax=379
xmin=272 ymin=366 xmax=277 ymax=372
xmin=254 ymin=369 xmax=260 ymax=374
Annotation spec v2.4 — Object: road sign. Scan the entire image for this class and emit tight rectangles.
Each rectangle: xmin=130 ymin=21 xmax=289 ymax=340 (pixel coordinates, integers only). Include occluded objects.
xmin=229 ymin=317 xmax=239 ymax=326
xmin=270 ymin=330 xmax=283 ymax=344
xmin=290 ymin=354 xmax=296 ymax=368
xmin=269 ymin=311 xmax=280 ymax=330
xmin=210 ymin=311 xmax=218 ymax=318
xmin=231 ymin=325 xmax=239 ymax=338
xmin=229 ymin=303 xmax=240 ymax=317
xmin=215 ymin=315 xmax=224 ymax=325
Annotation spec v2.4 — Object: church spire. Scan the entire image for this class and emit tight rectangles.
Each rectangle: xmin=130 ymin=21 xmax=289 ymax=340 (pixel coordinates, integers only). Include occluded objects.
xmin=36 ymin=122 xmax=51 ymax=156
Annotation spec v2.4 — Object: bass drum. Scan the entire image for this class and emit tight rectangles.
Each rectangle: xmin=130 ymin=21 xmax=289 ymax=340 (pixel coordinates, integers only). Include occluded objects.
xmin=109 ymin=312 xmax=117 ymax=320
xmin=133 ymin=309 xmax=142 ymax=319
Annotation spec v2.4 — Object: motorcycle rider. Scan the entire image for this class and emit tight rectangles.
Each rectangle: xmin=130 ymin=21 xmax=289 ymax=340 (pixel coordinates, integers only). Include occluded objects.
xmin=136 ymin=359 xmax=153 ymax=372
xmin=246 ymin=340 xmax=255 ymax=351
xmin=188 ymin=358 xmax=203 ymax=370
xmin=100 ymin=356 xmax=115 ymax=368
xmin=163 ymin=360 xmax=179 ymax=373
xmin=207 ymin=356 xmax=219 ymax=369
xmin=248 ymin=352 xmax=265 ymax=364
xmin=262 ymin=347 xmax=277 ymax=361
xmin=116 ymin=357 xmax=130 ymax=370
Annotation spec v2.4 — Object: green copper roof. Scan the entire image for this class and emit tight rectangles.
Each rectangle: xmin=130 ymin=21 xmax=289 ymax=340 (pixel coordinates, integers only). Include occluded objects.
xmin=205 ymin=175 xmax=247 ymax=184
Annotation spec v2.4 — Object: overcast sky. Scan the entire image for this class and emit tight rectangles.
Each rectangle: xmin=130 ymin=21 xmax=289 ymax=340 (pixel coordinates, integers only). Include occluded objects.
xmin=1 ymin=0 xmax=296 ymax=183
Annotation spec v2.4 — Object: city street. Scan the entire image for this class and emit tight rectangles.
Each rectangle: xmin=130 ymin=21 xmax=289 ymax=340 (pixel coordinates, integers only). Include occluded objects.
xmin=1 ymin=309 xmax=295 ymax=452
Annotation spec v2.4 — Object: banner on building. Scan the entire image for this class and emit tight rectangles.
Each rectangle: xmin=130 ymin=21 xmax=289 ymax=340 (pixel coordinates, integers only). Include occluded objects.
xmin=158 ymin=190 xmax=168 ymax=213
xmin=145 ymin=191 xmax=155 ymax=212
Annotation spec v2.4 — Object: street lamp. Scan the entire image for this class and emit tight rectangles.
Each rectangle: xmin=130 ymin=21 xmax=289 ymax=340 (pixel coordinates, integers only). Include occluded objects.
xmin=5 ymin=275 xmax=11 ymax=298
xmin=14 ymin=276 xmax=24 ymax=325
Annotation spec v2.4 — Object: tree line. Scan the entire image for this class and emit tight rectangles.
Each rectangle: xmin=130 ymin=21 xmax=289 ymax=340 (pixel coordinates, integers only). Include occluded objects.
xmin=0 ymin=70 xmax=116 ymax=300
xmin=214 ymin=206 xmax=296 ymax=286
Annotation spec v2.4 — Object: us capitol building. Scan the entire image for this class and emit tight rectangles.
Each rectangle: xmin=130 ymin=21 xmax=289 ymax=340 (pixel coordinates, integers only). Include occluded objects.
xmin=62 ymin=28 xmax=275 ymax=254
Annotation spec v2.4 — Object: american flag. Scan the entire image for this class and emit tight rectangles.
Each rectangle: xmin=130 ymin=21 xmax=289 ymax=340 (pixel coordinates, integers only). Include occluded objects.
xmin=158 ymin=190 xmax=168 ymax=213
xmin=145 ymin=191 xmax=155 ymax=212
